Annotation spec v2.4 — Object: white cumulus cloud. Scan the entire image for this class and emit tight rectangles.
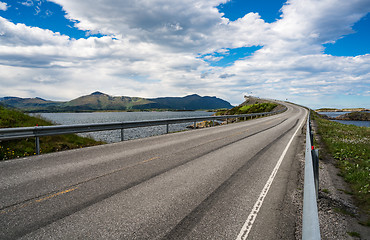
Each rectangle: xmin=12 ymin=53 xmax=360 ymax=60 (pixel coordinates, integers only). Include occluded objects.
xmin=0 ymin=0 xmax=369 ymax=108
xmin=0 ymin=1 xmax=8 ymax=11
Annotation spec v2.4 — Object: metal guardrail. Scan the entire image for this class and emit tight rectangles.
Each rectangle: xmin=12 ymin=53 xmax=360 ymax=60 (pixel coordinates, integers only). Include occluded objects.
xmin=302 ymin=112 xmax=321 ymax=240
xmin=0 ymin=108 xmax=286 ymax=154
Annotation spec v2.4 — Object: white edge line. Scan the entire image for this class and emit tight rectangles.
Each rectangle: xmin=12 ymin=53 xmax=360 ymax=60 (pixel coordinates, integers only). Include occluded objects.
xmin=236 ymin=112 xmax=307 ymax=240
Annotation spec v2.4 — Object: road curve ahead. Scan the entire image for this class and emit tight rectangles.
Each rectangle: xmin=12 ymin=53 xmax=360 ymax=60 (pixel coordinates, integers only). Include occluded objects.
xmin=0 ymin=103 xmax=307 ymax=240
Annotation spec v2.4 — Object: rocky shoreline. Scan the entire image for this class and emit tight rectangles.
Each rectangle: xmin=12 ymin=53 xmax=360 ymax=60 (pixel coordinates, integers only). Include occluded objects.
xmin=318 ymin=111 xmax=370 ymax=121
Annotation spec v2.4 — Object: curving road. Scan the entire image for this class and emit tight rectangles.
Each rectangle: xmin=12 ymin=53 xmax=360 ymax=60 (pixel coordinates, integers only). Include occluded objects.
xmin=0 ymin=103 xmax=307 ymax=239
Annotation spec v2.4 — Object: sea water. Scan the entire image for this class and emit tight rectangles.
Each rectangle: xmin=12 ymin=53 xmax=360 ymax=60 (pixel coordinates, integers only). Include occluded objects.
xmin=317 ymin=112 xmax=370 ymax=127
xmin=30 ymin=111 xmax=214 ymax=143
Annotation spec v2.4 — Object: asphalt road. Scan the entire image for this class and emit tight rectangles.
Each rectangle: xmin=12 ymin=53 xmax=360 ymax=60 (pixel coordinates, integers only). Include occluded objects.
xmin=0 ymin=103 xmax=307 ymax=239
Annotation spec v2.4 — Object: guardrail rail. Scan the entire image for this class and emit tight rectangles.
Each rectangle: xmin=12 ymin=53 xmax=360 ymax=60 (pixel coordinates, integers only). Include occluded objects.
xmin=302 ymin=112 xmax=321 ymax=240
xmin=0 ymin=108 xmax=286 ymax=155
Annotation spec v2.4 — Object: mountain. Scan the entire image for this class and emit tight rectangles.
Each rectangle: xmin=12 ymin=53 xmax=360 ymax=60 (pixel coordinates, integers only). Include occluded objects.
xmin=147 ymin=94 xmax=232 ymax=110
xmin=63 ymin=92 xmax=154 ymax=111
xmin=0 ymin=97 xmax=62 ymax=111
xmin=0 ymin=92 xmax=233 ymax=112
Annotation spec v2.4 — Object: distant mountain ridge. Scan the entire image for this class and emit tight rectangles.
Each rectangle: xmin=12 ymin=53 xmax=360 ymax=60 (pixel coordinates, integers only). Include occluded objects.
xmin=0 ymin=92 xmax=233 ymax=112
xmin=146 ymin=94 xmax=232 ymax=110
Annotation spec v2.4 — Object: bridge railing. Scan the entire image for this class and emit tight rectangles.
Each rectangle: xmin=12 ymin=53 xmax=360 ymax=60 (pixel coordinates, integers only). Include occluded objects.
xmin=302 ymin=112 xmax=321 ymax=239
xmin=0 ymin=108 xmax=286 ymax=154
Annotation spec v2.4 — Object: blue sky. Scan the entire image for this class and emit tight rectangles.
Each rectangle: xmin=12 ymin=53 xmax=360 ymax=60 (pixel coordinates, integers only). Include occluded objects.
xmin=324 ymin=13 xmax=370 ymax=57
xmin=0 ymin=0 xmax=102 ymax=39
xmin=0 ymin=0 xmax=369 ymax=108
xmin=218 ymin=0 xmax=286 ymax=22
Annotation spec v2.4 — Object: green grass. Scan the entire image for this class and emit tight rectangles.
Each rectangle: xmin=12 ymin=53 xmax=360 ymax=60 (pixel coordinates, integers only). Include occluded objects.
xmin=0 ymin=105 xmax=104 ymax=160
xmin=333 ymin=207 xmax=356 ymax=217
xmin=0 ymin=106 xmax=53 ymax=128
xmin=338 ymin=189 xmax=354 ymax=195
xmin=359 ymin=219 xmax=370 ymax=227
xmin=347 ymin=231 xmax=361 ymax=238
xmin=312 ymin=111 xmax=369 ymax=213
xmin=321 ymin=188 xmax=330 ymax=194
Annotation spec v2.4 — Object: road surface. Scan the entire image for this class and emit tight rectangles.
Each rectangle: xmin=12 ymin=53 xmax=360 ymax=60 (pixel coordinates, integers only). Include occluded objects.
xmin=0 ymin=103 xmax=307 ymax=239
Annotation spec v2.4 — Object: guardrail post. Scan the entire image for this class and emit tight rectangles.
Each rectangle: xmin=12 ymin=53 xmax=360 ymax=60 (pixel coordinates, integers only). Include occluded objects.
xmin=121 ymin=128 xmax=124 ymax=141
xmin=166 ymin=123 xmax=169 ymax=134
xmin=35 ymin=136 xmax=40 ymax=155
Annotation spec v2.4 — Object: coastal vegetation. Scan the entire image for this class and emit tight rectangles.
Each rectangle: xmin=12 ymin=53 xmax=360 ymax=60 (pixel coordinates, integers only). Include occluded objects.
xmin=0 ymin=105 xmax=104 ymax=161
xmin=312 ymin=112 xmax=370 ymax=213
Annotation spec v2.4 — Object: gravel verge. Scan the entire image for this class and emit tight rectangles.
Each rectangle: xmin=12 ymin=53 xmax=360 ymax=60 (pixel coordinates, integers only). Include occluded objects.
xmin=311 ymin=120 xmax=370 ymax=240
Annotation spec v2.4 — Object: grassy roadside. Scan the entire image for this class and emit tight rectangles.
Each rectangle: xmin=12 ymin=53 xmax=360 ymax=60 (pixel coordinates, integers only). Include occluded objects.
xmin=312 ymin=111 xmax=369 ymax=215
xmin=0 ymin=105 xmax=104 ymax=160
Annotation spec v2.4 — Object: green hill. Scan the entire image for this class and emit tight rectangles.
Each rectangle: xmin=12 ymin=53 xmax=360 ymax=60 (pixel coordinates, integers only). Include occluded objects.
xmin=0 ymin=97 xmax=62 ymax=112
xmin=63 ymin=92 xmax=154 ymax=111
xmin=215 ymin=96 xmax=283 ymax=115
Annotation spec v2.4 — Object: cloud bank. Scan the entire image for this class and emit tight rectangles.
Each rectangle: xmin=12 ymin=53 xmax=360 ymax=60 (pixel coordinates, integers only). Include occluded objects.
xmin=0 ymin=0 xmax=369 ymax=108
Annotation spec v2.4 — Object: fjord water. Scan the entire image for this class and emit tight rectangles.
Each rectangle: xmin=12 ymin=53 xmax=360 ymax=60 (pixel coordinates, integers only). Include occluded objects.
xmin=30 ymin=111 xmax=214 ymax=143
xmin=318 ymin=112 xmax=370 ymax=127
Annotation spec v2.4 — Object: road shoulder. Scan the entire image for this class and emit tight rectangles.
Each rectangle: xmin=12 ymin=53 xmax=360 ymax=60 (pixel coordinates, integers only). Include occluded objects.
xmin=312 ymin=120 xmax=370 ymax=239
